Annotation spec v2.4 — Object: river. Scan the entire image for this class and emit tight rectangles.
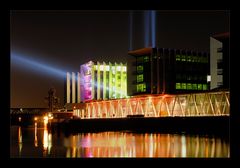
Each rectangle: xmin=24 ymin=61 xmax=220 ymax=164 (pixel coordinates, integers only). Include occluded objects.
xmin=10 ymin=123 xmax=229 ymax=158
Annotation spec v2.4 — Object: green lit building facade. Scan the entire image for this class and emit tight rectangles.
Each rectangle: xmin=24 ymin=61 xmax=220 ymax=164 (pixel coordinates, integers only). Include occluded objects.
xmin=128 ymin=47 xmax=210 ymax=94
xmin=80 ymin=61 xmax=127 ymax=101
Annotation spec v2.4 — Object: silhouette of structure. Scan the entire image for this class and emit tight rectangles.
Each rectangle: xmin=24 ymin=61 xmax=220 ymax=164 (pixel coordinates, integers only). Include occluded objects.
xmin=45 ymin=87 xmax=60 ymax=112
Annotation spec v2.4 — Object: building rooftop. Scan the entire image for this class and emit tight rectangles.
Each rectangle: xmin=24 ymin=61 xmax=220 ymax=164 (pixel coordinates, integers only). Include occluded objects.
xmin=212 ymin=32 xmax=229 ymax=40
xmin=128 ymin=47 xmax=152 ymax=56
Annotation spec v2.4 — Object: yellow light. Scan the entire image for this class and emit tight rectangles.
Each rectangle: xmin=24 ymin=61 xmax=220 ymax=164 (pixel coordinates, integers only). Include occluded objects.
xmin=18 ymin=117 xmax=21 ymax=122
xmin=34 ymin=117 xmax=38 ymax=121
xmin=43 ymin=116 xmax=48 ymax=124
xmin=48 ymin=113 xmax=53 ymax=119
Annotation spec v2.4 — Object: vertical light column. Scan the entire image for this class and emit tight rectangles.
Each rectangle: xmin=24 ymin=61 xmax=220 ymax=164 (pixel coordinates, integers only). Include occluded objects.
xmin=66 ymin=72 xmax=71 ymax=103
xmin=109 ymin=62 xmax=112 ymax=99
xmin=97 ymin=62 xmax=100 ymax=100
xmin=124 ymin=64 xmax=127 ymax=98
xmin=121 ymin=64 xmax=127 ymax=98
xmin=115 ymin=62 xmax=118 ymax=99
xmin=77 ymin=72 xmax=81 ymax=103
xmin=120 ymin=63 xmax=123 ymax=98
xmin=91 ymin=64 xmax=95 ymax=100
xmin=103 ymin=62 xmax=106 ymax=100
xmin=72 ymin=72 xmax=76 ymax=103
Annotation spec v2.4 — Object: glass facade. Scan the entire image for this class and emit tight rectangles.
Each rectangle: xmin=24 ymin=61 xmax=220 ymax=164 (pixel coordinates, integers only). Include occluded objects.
xmin=129 ymin=48 xmax=210 ymax=95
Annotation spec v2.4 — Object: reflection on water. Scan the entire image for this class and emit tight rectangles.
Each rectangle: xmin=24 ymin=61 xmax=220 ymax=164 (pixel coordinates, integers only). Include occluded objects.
xmin=18 ymin=126 xmax=22 ymax=156
xmin=63 ymin=132 xmax=229 ymax=158
xmin=34 ymin=123 xmax=38 ymax=147
xmin=10 ymin=125 xmax=229 ymax=158
xmin=43 ymin=122 xmax=52 ymax=156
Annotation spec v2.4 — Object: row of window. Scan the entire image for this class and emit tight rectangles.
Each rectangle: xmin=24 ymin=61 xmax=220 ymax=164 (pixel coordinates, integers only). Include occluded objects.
xmin=175 ymin=83 xmax=208 ymax=90
xmin=176 ymin=74 xmax=207 ymax=81
xmin=136 ymin=56 xmax=150 ymax=63
xmin=175 ymin=55 xmax=208 ymax=63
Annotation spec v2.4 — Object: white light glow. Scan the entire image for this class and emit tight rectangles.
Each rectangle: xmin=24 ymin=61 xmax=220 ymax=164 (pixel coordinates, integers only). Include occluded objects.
xmin=117 ymin=66 xmax=121 ymax=71
xmin=207 ymin=75 xmax=211 ymax=82
xmin=100 ymin=65 xmax=104 ymax=71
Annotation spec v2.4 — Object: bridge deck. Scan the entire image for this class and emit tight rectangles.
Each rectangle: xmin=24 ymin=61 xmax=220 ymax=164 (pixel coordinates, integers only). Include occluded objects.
xmin=73 ymin=91 xmax=230 ymax=119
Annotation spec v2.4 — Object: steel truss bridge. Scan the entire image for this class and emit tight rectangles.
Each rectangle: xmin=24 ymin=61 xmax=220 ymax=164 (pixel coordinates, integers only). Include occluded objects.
xmin=73 ymin=91 xmax=230 ymax=119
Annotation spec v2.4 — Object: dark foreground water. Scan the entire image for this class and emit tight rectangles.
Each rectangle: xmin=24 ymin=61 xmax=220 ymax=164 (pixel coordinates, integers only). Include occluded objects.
xmin=10 ymin=124 xmax=229 ymax=158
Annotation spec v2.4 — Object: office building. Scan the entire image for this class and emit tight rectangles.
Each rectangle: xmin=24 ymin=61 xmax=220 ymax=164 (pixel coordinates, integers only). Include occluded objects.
xmin=128 ymin=47 xmax=210 ymax=94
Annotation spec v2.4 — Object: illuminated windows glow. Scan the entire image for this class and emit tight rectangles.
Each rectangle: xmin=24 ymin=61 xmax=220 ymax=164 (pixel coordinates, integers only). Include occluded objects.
xmin=203 ymin=84 xmax=208 ymax=90
xmin=182 ymin=83 xmax=186 ymax=90
xmin=187 ymin=83 xmax=192 ymax=90
xmin=176 ymin=83 xmax=181 ymax=90
xmin=197 ymin=84 xmax=202 ymax=90
xmin=181 ymin=55 xmax=186 ymax=61
xmin=137 ymin=83 xmax=146 ymax=92
xmin=137 ymin=65 xmax=143 ymax=72
xmin=192 ymin=84 xmax=197 ymax=90
xmin=137 ymin=74 xmax=144 ymax=83
xmin=176 ymin=55 xmax=181 ymax=61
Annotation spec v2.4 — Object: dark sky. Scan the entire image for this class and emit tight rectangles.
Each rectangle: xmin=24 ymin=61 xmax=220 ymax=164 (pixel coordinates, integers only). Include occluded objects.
xmin=10 ymin=10 xmax=229 ymax=108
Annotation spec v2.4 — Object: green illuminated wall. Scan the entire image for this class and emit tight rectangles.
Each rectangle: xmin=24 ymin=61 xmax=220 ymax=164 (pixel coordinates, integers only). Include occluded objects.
xmin=92 ymin=62 xmax=127 ymax=100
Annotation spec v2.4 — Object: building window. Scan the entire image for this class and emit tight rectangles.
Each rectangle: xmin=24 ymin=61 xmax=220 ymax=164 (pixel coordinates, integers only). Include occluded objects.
xmin=217 ymin=69 xmax=223 ymax=75
xmin=143 ymin=56 xmax=149 ymax=62
xmin=192 ymin=84 xmax=197 ymax=90
xmin=176 ymin=55 xmax=181 ymax=61
xmin=137 ymin=74 xmax=144 ymax=83
xmin=217 ymin=59 xmax=223 ymax=69
xmin=197 ymin=84 xmax=202 ymax=90
xmin=217 ymin=47 xmax=222 ymax=52
xmin=193 ymin=56 xmax=198 ymax=62
xmin=187 ymin=55 xmax=191 ymax=62
xmin=176 ymin=83 xmax=181 ymax=90
xmin=203 ymin=84 xmax=208 ymax=90
xmin=182 ymin=83 xmax=186 ymax=89
xmin=187 ymin=83 xmax=192 ymax=90
xmin=137 ymin=83 xmax=146 ymax=92
xmin=137 ymin=65 xmax=143 ymax=72
xmin=217 ymin=82 xmax=223 ymax=87
xmin=181 ymin=55 xmax=186 ymax=61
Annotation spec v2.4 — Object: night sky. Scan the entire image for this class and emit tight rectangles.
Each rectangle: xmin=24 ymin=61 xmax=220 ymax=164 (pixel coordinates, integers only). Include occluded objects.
xmin=10 ymin=10 xmax=229 ymax=108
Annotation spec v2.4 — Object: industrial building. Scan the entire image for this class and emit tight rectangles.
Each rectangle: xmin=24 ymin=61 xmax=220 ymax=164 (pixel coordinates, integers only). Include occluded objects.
xmin=128 ymin=47 xmax=210 ymax=95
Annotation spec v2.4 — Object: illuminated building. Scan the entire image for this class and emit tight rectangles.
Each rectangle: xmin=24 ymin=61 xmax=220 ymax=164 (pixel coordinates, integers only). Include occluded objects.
xmin=65 ymin=61 xmax=127 ymax=105
xmin=128 ymin=47 xmax=210 ymax=95
xmin=80 ymin=61 xmax=127 ymax=101
xmin=210 ymin=32 xmax=229 ymax=90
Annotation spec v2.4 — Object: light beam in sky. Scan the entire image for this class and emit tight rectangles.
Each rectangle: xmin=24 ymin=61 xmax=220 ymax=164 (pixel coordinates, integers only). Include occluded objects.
xmin=11 ymin=52 xmax=67 ymax=79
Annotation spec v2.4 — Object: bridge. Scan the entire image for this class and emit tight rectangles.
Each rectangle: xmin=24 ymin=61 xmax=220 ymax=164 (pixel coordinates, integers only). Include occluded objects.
xmin=72 ymin=91 xmax=230 ymax=119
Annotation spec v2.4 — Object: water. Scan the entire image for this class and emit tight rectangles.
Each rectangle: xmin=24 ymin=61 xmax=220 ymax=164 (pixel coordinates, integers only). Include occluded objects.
xmin=10 ymin=124 xmax=229 ymax=158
